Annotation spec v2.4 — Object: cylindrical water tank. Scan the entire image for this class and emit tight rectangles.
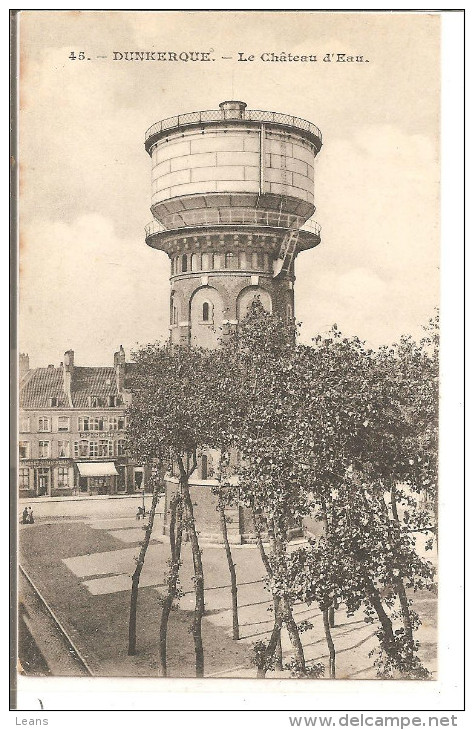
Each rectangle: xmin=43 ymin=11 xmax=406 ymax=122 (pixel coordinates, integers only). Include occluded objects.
xmin=145 ymin=101 xmax=322 ymax=232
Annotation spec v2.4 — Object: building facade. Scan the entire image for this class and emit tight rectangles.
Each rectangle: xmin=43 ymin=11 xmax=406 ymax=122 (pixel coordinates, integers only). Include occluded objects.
xmin=144 ymin=100 xmax=322 ymax=541
xmin=18 ymin=347 xmax=149 ymax=498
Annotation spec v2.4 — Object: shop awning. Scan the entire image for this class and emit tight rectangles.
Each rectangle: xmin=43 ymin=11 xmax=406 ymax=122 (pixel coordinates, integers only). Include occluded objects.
xmin=77 ymin=462 xmax=118 ymax=477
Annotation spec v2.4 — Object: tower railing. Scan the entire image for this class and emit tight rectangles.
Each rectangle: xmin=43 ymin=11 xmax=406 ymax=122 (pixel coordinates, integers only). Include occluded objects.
xmin=145 ymin=211 xmax=321 ymax=238
xmin=145 ymin=108 xmax=322 ymax=147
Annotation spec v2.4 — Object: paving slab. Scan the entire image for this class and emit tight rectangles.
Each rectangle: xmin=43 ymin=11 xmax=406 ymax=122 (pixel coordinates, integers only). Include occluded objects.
xmin=88 ymin=517 xmax=164 ymax=531
xmin=106 ymin=527 xmax=163 ymax=544
xmin=83 ymin=572 xmax=166 ymax=595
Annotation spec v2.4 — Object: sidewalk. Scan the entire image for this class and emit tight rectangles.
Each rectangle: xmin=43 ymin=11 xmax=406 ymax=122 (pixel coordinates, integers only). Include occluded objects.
xmin=19 ymin=515 xmax=437 ymax=679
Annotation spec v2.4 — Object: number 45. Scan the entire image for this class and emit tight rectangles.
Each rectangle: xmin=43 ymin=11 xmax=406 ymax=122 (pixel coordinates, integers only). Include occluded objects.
xmin=69 ymin=51 xmax=85 ymax=60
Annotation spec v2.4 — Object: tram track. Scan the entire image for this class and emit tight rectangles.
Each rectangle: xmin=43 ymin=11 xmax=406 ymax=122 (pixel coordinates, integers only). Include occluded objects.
xmin=18 ymin=564 xmax=94 ymax=677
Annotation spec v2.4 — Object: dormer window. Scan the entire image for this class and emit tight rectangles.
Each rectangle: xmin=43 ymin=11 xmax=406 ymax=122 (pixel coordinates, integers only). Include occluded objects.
xmin=50 ymin=397 xmax=58 ymax=407
xmin=108 ymin=395 xmax=116 ymax=407
xmin=89 ymin=395 xmax=104 ymax=408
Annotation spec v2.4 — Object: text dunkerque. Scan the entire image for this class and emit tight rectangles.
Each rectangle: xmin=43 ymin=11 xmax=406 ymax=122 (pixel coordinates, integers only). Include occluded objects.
xmin=112 ymin=51 xmax=368 ymax=63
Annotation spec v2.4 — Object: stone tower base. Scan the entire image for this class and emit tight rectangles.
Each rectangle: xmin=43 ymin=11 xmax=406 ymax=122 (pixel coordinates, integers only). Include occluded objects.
xmin=162 ymin=477 xmax=302 ymax=545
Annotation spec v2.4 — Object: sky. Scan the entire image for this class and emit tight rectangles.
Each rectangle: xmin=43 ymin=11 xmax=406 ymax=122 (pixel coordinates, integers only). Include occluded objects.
xmin=18 ymin=10 xmax=440 ymax=367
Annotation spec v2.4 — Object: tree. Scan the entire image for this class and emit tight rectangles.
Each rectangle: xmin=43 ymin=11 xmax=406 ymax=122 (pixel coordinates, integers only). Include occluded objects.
xmin=217 ymin=301 xmax=314 ymax=677
xmin=286 ymin=322 xmax=438 ymax=678
xmin=127 ymin=342 xmax=222 ymax=677
xmin=128 ymin=464 xmax=164 ymax=656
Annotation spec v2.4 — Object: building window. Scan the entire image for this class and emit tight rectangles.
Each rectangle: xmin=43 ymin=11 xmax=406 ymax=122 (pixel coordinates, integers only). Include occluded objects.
xmin=38 ymin=417 xmax=51 ymax=432
xmin=79 ymin=416 xmax=107 ymax=431
xmin=116 ymin=440 xmax=126 ymax=457
xmin=251 ymin=252 xmax=259 ymax=269
xmin=118 ymin=416 xmax=125 ymax=430
xmin=74 ymin=440 xmax=89 ymax=458
xmin=89 ymin=396 xmax=105 ymax=408
xmin=108 ymin=395 xmax=116 ymax=407
xmin=239 ymin=251 xmax=247 ymax=270
xmin=19 ymin=441 xmax=30 ymax=459
xmin=212 ymin=253 xmax=222 ymax=270
xmin=98 ymin=440 xmax=113 ymax=457
xmin=58 ymin=416 xmax=70 ymax=432
xmin=50 ymin=397 xmax=58 ymax=407
xmin=58 ymin=440 xmax=70 ymax=458
xmin=191 ymin=253 xmax=199 ymax=271
xmin=89 ymin=441 xmax=99 ymax=458
xmin=182 ymin=254 xmax=188 ymax=273
xmin=57 ymin=467 xmax=70 ymax=488
xmin=202 ymin=301 xmax=210 ymax=322
xmin=108 ymin=417 xmax=118 ymax=431
xmin=201 ymin=252 xmax=210 ymax=270
xmin=38 ymin=441 xmax=50 ymax=458
xmin=20 ymin=417 xmax=30 ymax=433
xmin=19 ymin=468 xmax=29 ymax=490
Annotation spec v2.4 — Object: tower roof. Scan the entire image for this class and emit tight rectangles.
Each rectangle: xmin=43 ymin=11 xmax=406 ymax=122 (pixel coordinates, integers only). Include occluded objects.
xmin=145 ymin=102 xmax=322 ymax=155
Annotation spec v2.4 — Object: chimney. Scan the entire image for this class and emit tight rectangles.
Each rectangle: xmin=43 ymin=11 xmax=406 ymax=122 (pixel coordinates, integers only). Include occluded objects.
xmin=63 ymin=350 xmax=74 ymax=407
xmin=19 ymin=353 xmax=29 ymax=380
xmin=114 ymin=345 xmax=126 ymax=393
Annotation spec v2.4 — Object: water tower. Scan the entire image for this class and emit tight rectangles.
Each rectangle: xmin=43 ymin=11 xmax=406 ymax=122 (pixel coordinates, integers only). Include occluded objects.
xmin=144 ymin=101 xmax=322 ymax=542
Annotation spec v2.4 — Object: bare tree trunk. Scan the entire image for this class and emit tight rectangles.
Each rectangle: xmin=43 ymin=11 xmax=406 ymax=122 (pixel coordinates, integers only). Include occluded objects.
xmin=272 ymin=520 xmax=307 ymax=677
xmin=389 ymin=484 xmax=414 ymax=643
xmin=322 ymin=606 xmax=336 ymax=678
xmin=128 ymin=478 xmax=162 ymax=656
xmin=252 ymin=506 xmax=283 ymax=671
xmin=364 ymin=575 xmax=399 ymax=663
xmin=282 ymin=596 xmax=307 ymax=676
xmin=272 ymin=596 xmax=283 ymax=671
xmin=179 ymin=454 xmax=205 ymax=678
xmin=217 ymin=491 xmax=239 ymax=640
xmin=256 ymin=604 xmax=284 ymax=678
xmin=159 ymin=494 xmax=183 ymax=677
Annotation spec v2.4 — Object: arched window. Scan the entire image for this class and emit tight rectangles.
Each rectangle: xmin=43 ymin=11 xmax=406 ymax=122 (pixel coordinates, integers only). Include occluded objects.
xmin=171 ymin=299 xmax=178 ymax=325
xmin=201 ymin=252 xmax=210 ymax=270
xmin=182 ymin=254 xmax=188 ymax=273
xmin=191 ymin=253 xmax=199 ymax=271
xmin=251 ymin=251 xmax=259 ymax=269
xmin=213 ymin=252 xmax=222 ymax=270
xmin=263 ymin=253 xmax=270 ymax=271
xmin=201 ymin=301 xmax=213 ymax=323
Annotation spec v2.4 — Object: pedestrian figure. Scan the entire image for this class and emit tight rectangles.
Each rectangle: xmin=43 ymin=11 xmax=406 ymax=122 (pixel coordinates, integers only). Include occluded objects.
xmin=21 ymin=507 xmax=28 ymax=524
xmin=27 ymin=506 xmax=34 ymax=524
xmin=136 ymin=506 xmax=143 ymax=520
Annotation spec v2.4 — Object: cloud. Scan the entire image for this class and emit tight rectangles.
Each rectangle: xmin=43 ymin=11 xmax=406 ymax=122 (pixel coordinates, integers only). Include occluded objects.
xmin=296 ymin=124 xmax=438 ymax=346
xmin=19 ymin=214 xmax=170 ymax=367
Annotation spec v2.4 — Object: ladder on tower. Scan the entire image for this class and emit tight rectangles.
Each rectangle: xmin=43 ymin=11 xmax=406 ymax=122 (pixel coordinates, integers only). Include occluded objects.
xmin=272 ymin=228 xmax=300 ymax=278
